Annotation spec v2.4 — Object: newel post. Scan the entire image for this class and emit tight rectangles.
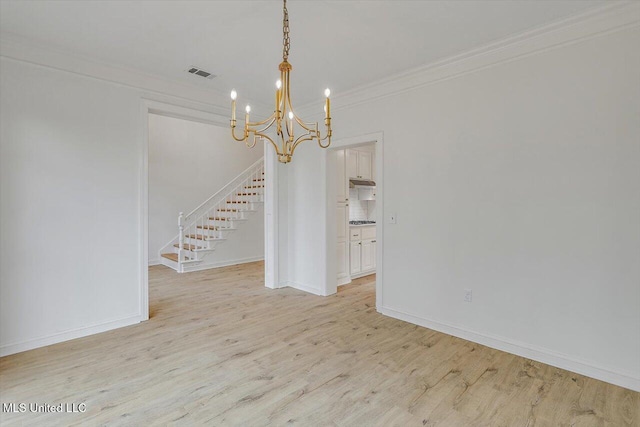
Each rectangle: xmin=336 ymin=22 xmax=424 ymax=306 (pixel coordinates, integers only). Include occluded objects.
xmin=178 ymin=212 xmax=184 ymax=262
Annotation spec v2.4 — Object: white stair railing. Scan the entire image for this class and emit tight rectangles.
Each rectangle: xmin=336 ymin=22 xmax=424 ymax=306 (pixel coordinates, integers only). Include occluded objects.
xmin=159 ymin=157 xmax=265 ymax=269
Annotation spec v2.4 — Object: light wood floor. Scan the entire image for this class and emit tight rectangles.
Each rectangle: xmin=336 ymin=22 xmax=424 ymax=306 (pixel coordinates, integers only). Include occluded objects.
xmin=1 ymin=261 xmax=637 ymax=426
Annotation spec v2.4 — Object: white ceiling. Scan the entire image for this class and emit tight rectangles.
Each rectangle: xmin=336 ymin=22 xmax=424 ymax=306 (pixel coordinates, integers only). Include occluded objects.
xmin=0 ymin=0 xmax=606 ymax=108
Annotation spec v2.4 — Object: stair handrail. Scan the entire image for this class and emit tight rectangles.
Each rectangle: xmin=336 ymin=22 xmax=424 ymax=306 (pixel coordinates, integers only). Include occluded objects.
xmin=158 ymin=157 xmax=264 ymax=261
xmin=183 ymin=157 xmax=264 ymax=222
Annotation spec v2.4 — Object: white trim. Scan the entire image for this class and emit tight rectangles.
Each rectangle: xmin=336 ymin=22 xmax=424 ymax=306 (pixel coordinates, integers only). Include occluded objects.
xmin=337 ymin=277 xmax=352 ymax=287
xmin=325 ymin=132 xmax=384 ymax=307
xmin=139 ymin=101 xmax=150 ymax=321
xmin=264 ymin=144 xmax=279 ymax=289
xmin=299 ymin=3 xmax=640 ymax=115
xmin=0 ymin=315 xmax=142 ymax=357
xmin=283 ymin=281 xmax=324 ymax=296
xmin=144 ymin=99 xmax=230 ymax=128
xmin=0 ymin=33 xmax=272 ymax=117
xmin=380 ymin=306 xmax=640 ymax=392
xmin=179 ymin=256 xmax=264 ymax=273
xmin=141 ymin=99 xmax=233 ymax=319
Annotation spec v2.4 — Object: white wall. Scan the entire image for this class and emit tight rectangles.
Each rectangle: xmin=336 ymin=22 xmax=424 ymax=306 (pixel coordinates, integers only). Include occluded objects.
xmin=280 ymin=25 xmax=640 ymax=389
xmin=0 ymin=57 xmax=145 ymax=355
xmin=148 ymin=114 xmax=263 ymax=264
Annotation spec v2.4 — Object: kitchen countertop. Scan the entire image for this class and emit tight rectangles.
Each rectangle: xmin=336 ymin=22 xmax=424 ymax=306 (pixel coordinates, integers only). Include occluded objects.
xmin=349 ymin=223 xmax=376 ymax=227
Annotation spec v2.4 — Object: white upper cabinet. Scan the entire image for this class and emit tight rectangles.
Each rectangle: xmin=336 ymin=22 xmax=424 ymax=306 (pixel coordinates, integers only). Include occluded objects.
xmin=346 ymin=149 xmax=358 ymax=180
xmin=336 ymin=149 xmax=347 ymax=203
xmin=359 ymin=151 xmax=372 ymax=180
xmin=346 ymin=149 xmax=373 ymax=180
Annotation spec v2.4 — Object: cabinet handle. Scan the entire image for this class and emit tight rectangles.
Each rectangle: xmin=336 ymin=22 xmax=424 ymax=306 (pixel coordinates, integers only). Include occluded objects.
xmin=372 ymin=240 xmax=376 ymax=243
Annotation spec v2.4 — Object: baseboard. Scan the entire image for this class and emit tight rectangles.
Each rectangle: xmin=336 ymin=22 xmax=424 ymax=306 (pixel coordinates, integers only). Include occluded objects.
xmin=380 ymin=306 xmax=640 ymax=392
xmin=283 ymin=281 xmax=324 ymax=296
xmin=338 ymin=276 xmax=352 ymax=287
xmin=0 ymin=314 xmax=142 ymax=357
xmin=181 ymin=256 xmax=264 ymax=273
xmin=350 ymin=270 xmax=376 ymax=280
xmin=148 ymin=258 xmax=161 ymax=266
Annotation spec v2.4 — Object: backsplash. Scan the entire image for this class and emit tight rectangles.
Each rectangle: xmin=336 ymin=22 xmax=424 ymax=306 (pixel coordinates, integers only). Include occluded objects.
xmin=349 ymin=189 xmax=376 ymax=221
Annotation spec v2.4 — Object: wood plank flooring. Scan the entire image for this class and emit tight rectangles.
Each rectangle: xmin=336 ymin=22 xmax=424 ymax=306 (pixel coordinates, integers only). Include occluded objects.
xmin=1 ymin=261 xmax=637 ymax=426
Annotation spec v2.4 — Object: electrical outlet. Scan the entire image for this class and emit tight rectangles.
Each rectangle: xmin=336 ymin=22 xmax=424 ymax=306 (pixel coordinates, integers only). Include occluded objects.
xmin=464 ymin=289 xmax=472 ymax=302
xmin=389 ymin=213 xmax=397 ymax=224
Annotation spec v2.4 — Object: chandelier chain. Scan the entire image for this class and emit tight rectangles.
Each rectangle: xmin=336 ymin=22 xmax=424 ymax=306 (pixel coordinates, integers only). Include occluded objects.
xmin=282 ymin=0 xmax=290 ymax=61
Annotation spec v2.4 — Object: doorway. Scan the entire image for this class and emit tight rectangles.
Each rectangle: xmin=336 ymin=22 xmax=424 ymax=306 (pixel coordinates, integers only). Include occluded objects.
xmin=325 ymin=132 xmax=384 ymax=308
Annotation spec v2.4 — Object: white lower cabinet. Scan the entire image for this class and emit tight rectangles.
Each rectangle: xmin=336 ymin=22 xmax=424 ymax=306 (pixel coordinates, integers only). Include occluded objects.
xmin=337 ymin=204 xmax=349 ymax=283
xmin=350 ymin=241 xmax=361 ymax=275
xmin=361 ymin=239 xmax=375 ymax=272
xmin=349 ymin=226 xmax=376 ymax=277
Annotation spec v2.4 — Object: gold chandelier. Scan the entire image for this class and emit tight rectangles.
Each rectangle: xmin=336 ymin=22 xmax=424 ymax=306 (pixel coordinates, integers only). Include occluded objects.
xmin=230 ymin=0 xmax=332 ymax=163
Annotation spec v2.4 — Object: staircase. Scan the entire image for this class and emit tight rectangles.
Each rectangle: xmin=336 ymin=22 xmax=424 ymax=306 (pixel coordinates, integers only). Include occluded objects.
xmin=159 ymin=158 xmax=264 ymax=273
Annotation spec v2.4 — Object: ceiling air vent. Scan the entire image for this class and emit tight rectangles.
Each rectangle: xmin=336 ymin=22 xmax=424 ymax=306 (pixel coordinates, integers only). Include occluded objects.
xmin=187 ymin=66 xmax=216 ymax=80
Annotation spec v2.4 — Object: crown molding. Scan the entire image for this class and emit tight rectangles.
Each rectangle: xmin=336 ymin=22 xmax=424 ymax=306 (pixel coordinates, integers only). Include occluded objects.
xmin=2 ymin=2 xmax=637 ymax=120
xmin=298 ymin=2 xmax=640 ymax=117
xmin=0 ymin=33 xmax=273 ymax=118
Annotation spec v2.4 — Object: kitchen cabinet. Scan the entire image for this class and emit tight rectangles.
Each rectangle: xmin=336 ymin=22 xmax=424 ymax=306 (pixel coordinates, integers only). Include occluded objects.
xmin=346 ymin=149 xmax=372 ymax=180
xmin=359 ymin=151 xmax=372 ymax=180
xmin=336 ymin=150 xmax=349 ymax=285
xmin=350 ymin=241 xmax=361 ymax=274
xmin=349 ymin=225 xmax=376 ymax=277
xmin=361 ymin=239 xmax=376 ymax=272
xmin=336 ymin=149 xmax=347 ymax=203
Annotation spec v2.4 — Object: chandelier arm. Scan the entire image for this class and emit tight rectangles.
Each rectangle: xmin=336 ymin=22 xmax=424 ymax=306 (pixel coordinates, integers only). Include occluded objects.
xmin=230 ymin=123 xmax=247 ymax=142
xmin=247 ymin=113 xmax=277 ymax=128
xmin=245 ymin=135 xmax=257 ymax=149
xmin=254 ymin=132 xmax=282 ymax=156
xmin=318 ymin=134 xmax=331 ymax=148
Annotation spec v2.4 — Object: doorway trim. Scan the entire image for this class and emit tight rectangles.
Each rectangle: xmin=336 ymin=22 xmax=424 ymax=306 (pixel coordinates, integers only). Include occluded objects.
xmin=139 ymin=98 xmax=230 ymax=320
xmin=325 ymin=132 xmax=384 ymax=308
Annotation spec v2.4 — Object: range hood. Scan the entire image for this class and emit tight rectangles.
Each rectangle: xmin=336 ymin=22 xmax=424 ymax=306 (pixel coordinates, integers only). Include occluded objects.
xmin=350 ymin=179 xmax=376 ymax=187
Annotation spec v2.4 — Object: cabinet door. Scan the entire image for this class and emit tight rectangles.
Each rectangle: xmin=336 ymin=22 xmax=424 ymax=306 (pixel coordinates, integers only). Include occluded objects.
xmin=350 ymin=241 xmax=361 ymax=275
xmin=336 ymin=149 xmax=347 ymax=203
xmin=358 ymin=151 xmax=372 ymax=180
xmin=361 ymin=240 xmax=375 ymax=272
xmin=346 ymin=149 xmax=358 ymax=179
xmin=372 ymin=240 xmax=377 ymax=270
xmin=337 ymin=205 xmax=347 ymax=242
xmin=337 ymin=240 xmax=348 ymax=279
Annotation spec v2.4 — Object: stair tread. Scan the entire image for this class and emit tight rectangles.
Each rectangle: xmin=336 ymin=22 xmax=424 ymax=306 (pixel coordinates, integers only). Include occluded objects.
xmin=162 ymin=253 xmax=189 ymax=262
xmin=237 ymin=192 xmax=260 ymax=196
xmin=196 ymin=225 xmax=219 ymax=230
xmin=245 ymin=185 xmax=264 ymax=188
xmin=185 ymin=234 xmax=226 ymax=240
xmin=253 ymin=178 xmax=265 ymax=181
xmin=173 ymin=244 xmax=202 ymax=250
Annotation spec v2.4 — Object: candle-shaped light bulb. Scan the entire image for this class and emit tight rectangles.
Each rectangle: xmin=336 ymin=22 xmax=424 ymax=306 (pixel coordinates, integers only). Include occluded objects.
xmin=324 ymin=89 xmax=331 ymax=118
xmin=230 ymin=90 xmax=237 ymax=122
xmin=246 ymin=105 xmax=251 ymax=114
xmin=275 ymin=80 xmax=282 ymax=114
xmin=288 ymin=111 xmax=294 ymax=120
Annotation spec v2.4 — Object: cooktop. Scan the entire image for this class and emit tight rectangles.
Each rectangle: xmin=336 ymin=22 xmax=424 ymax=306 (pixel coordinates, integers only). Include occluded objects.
xmin=349 ymin=220 xmax=376 ymax=225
